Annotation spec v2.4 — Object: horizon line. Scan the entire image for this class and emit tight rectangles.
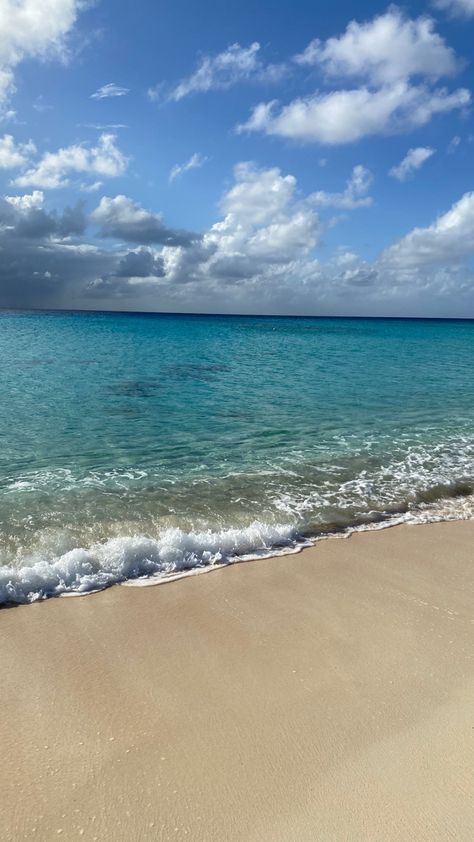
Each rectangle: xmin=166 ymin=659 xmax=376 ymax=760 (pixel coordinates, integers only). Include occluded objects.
xmin=1 ymin=307 xmax=474 ymax=322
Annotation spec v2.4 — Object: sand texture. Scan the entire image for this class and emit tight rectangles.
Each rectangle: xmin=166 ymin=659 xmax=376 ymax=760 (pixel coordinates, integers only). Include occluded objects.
xmin=1 ymin=521 xmax=473 ymax=841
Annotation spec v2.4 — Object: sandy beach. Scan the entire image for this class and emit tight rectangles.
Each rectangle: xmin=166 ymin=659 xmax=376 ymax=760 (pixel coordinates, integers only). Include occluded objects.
xmin=1 ymin=520 xmax=473 ymax=841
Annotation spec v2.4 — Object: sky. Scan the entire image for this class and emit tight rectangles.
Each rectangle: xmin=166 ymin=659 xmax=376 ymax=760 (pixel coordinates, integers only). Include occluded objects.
xmin=0 ymin=0 xmax=474 ymax=317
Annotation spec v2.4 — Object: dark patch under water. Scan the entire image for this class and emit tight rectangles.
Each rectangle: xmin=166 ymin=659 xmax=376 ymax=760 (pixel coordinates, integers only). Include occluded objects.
xmin=415 ymin=480 xmax=474 ymax=504
xmin=107 ymin=380 xmax=162 ymax=398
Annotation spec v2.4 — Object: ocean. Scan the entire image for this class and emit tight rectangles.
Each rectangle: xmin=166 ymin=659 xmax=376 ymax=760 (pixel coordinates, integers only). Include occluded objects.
xmin=1 ymin=310 xmax=474 ymax=604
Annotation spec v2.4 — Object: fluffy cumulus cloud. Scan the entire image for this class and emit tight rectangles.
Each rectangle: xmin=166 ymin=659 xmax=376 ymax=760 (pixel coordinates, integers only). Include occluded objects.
xmin=91 ymin=163 xmax=320 ymax=296
xmin=5 ymin=188 xmax=43 ymax=210
xmin=91 ymin=194 xmax=199 ymax=246
xmin=80 ymin=162 xmax=322 ymax=307
xmin=239 ymin=84 xmax=469 ymax=145
xmin=382 ymin=191 xmax=474 ymax=268
xmin=85 ymin=175 xmax=474 ymax=314
xmin=14 ymin=133 xmax=128 ymax=189
xmin=220 ymin=162 xmax=297 ymax=225
xmin=3 ymin=163 xmax=474 ymax=316
xmin=0 ymin=0 xmax=82 ymax=107
xmin=310 ymin=165 xmax=373 ymax=209
xmin=157 ymin=42 xmax=286 ymax=102
xmin=90 ymin=83 xmax=129 ymax=100
xmin=240 ymin=7 xmax=470 ymax=145
xmin=169 ymin=152 xmax=208 ymax=182
xmin=160 ymin=162 xmax=320 ymax=290
xmin=294 ymin=8 xmax=460 ymax=84
xmin=389 ymin=147 xmax=435 ymax=180
xmin=0 ymin=134 xmax=35 ymax=168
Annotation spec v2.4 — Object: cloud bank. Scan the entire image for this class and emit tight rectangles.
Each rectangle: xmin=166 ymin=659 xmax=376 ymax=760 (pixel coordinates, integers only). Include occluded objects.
xmin=2 ymin=158 xmax=474 ymax=317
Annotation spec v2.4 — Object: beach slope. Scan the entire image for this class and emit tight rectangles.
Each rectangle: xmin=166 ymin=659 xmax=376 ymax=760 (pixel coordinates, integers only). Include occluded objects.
xmin=1 ymin=521 xmax=473 ymax=841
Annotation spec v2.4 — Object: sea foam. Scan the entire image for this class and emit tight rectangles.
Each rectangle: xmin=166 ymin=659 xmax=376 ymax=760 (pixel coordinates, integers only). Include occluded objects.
xmin=0 ymin=522 xmax=300 ymax=605
xmin=2 ymin=488 xmax=474 ymax=605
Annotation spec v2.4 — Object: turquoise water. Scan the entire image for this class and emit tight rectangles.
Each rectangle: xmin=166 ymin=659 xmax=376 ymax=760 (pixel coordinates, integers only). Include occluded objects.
xmin=1 ymin=311 xmax=474 ymax=603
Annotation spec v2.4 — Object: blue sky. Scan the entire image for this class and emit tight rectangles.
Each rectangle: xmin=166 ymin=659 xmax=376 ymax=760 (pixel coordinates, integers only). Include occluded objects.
xmin=1 ymin=0 xmax=474 ymax=315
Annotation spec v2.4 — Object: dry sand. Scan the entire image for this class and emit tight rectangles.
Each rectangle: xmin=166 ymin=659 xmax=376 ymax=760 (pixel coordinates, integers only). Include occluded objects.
xmin=1 ymin=520 xmax=473 ymax=841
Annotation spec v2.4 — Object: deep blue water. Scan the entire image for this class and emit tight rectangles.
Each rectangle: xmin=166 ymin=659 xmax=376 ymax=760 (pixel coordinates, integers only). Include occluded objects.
xmin=1 ymin=311 xmax=474 ymax=602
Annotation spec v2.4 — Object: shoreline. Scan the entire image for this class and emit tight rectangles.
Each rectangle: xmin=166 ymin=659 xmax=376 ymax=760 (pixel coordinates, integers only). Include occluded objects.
xmin=122 ymin=505 xmax=474 ymax=593
xmin=2 ymin=519 xmax=473 ymax=840
xmin=4 ymin=495 xmax=474 ymax=604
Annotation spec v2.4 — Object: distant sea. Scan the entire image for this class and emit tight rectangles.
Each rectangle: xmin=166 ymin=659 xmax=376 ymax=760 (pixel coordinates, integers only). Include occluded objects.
xmin=2 ymin=310 xmax=474 ymax=604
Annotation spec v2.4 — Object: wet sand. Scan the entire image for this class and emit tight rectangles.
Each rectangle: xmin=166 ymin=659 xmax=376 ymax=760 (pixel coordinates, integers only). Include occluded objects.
xmin=1 ymin=520 xmax=473 ymax=841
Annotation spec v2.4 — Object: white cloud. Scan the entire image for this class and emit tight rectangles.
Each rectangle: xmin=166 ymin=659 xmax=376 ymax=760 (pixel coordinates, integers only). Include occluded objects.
xmin=166 ymin=42 xmax=286 ymax=101
xmin=434 ymin=0 xmax=474 ymax=17
xmin=0 ymin=109 xmax=17 ymax=123
xmin=124 ymin=169 xmax=474 ymax=313
xmin=389 ymin=147 xmax=435 ymax=181
xmin=80 ymin=180 xmax=103 ymax=193
xmin=85 ymin=163 xmax=474 ymax=315
xmin=79 ymin=123 xmax=128 ymax=130
xmin=382 ymin=190 xmax=474 ymax=267
xmin=14 ymin=133 xmax=128 ymax=189
xmin=220 ymin=162 xmax=296 ymax=225
xmin=239 ymin=84 xmax=469 ymax=145
xmin=310 ymin=164 xmax=373 ymax=209
xmin=90 ymin=83 xmax=130 ymax=100
xmin=334 ymin=250 xmax=359 ymax=267
xmin=4 ymin=171 xmax=474 ymax=315
xmin=447 ymin=135 xmax=461 ymax=153
xmin=92 ymin=194 xmax=157 ymax=230
xmin=147 ymin=82 xmax=165 ymax=103
xmin=0 ymin=0 xmax=82 ymax=105
xmin=169 ymin=152 xmax=208 ymax=182
xmin=0 ymin=134 xmax=35 ymax=168
xmin=295 ymin=7 xmax=460 ymax=85
xmin=331 ymin=254 xmax=378 ymax=288
xmin=241 ymin=8 xmax=468 ymax=146
xmin=163 ymin=162 xmax=320 ymax=285
xmin=5 ymin=189 xmax=43 ymax=209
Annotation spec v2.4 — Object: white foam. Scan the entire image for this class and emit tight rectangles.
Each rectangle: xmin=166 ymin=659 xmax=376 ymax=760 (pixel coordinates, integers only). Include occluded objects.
xmin=2 ymin=488 xmax=474 ymax=606
xmin=0 ymin=522 xmax=300 ymax=605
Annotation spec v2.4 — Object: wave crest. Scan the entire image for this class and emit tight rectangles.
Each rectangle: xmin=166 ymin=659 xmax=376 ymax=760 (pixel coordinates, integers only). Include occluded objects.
xmin=0 ymin=523 xmax=300 ymax=605
xmin=2 ymin=481 xmax=474 ymax=606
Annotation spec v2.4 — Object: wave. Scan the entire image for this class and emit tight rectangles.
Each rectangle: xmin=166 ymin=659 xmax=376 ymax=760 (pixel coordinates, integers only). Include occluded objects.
xmin=2 ymin=480 xmax=474 ymax=606
xmin=0 ymin=522 xmax=303 ymax=605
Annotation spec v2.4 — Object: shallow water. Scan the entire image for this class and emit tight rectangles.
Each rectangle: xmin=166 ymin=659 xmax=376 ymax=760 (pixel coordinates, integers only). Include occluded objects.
xmin=1 ymin=311 xmax=474 ymax=603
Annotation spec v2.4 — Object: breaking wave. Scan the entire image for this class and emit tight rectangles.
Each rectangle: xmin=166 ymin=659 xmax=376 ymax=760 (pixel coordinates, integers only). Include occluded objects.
xmin=0 ymin=522 xmax=302 ymax=605
xmin=1 ymin=480 xmax=474 ymax=605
